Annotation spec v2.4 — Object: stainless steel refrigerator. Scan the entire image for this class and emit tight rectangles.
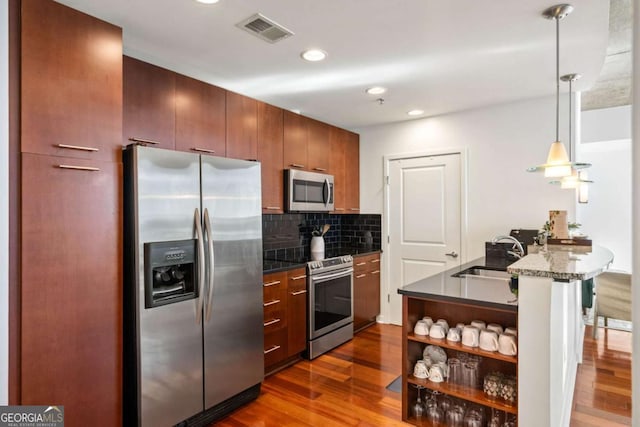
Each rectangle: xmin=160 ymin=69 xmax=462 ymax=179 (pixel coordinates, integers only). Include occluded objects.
xmin=123 ymin=145 xmax=264 ymax=426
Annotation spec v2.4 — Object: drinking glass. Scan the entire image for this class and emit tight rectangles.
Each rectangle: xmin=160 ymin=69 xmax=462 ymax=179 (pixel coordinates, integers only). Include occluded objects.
xmin=487 ymin=408 xmax=503 ymax=427
xmin=411 ymin=385 xmax=427 ymax=421
xmin=445 ymin=403 xmax=465 ymax=427
xmin=500 ymin=376 xmax=517 ymax=406
xmin=425 ymin=390 xmax=444 ymax=425
xmin=448 ymin=358 xmax=461 ymax=386
xmin=463 ymin=405 xmax=485 ymax=427
xmin=501 ymin=413 xmax=517 ymax=427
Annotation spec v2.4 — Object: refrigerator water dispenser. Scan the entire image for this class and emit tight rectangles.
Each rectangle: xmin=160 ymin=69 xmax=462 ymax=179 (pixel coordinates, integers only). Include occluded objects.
xmin=144 ymin=239 xmax=197 ymax=308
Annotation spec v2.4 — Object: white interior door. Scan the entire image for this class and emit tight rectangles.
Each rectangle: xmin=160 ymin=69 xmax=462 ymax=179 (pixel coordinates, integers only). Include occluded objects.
xmin=388 ymin=154 xmax=462 ymax=325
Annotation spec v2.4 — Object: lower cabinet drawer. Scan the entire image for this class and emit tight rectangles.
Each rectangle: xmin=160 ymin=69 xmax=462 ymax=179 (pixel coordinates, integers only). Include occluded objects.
xmin=263 ymin=302 xmax=286 ymax=333
xmin=264 ymin=328 xmax=288 ymax=368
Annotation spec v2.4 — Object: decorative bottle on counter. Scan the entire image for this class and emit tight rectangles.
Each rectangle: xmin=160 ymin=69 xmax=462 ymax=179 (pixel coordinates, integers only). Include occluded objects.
xmin=311 ymin=236 xmax=325 ymax=260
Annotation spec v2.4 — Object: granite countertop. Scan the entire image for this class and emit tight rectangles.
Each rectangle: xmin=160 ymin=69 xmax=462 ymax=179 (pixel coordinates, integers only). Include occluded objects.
xmin=398 ymin=257 xmax=518 ymax=312
xmin=506 ymin=245 xmax=614 ymax=281
xmin=263 ymin=246 xmax=382 ymax=273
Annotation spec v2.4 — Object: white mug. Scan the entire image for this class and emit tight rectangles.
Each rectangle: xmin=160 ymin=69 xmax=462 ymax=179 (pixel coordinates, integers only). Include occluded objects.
xmin=498 ymin=333 xmax=518 ymax=356
xmin=435 ymin=319 xmax=450 ymax=333
xmin=470 ymin=320 xmax=486 ymax=330
xmin=456 ymin=322 xmax=466 ymax=331
xmin=428 ymin=364 xmax=446 ymax=383
xmin=461 ymin=326 xmax=480 ymax=347
xmin=414 ymin=319 xmax=430 ymax=336
xmin=446 ymin=327 xmax=461 ymax=342
xmin=422 ymin=316 xmax=434 ymax=328
xmin=413 ymin=359 xmax=429 ymax=378
xmin=505 ymin=327 xmax=518 ymax=336
xmin=479 ymin=329 xmax=499 ymax=352
xmin=486 ymin=323 xmax=504 ymax=335
xmin=429 ymin=323 xmax=446 ymax=339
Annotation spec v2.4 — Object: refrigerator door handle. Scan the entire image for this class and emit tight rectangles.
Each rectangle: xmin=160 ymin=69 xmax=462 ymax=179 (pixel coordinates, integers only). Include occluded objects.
xmin=204 ymin=208 xmax=215 ymax=322
xmin=194 ymin=208 xmax=206 ymax=324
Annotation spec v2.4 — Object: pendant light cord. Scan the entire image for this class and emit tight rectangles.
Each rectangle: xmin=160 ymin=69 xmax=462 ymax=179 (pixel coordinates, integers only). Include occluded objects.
xmin=568 ymin=79 xmax=572 ymax=162
xmin=556 ymin=17 xmax=560 ymax=141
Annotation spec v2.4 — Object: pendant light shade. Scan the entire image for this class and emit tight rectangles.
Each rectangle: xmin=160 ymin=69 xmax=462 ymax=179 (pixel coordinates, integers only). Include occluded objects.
xmin=544 ymin=142 xmax=571 ymax=177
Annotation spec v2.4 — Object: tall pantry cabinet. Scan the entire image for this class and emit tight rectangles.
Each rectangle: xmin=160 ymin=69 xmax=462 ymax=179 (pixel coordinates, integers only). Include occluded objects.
xmin=18 ymin=1 xmax=123 ymax=425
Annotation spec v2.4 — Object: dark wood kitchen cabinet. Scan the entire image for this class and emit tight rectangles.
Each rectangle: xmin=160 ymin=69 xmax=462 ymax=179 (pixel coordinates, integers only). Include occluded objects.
xmin=20 ymin=0 xmax=122 ymax=162
xmin=226 ymin=91 xmax=258 ymax=160
xmin=17 ymin=2 xmax=123 ymax=425
xmin=353 ymin=253 xmax=381 ymax=332
xmin=344 ymin=131 xmax=360 ymax=212
xmin=286 ymin=268 xmax=308 ymax=357
xmin=175 ymin=74 xmax=226 ymax=156
xmin=330 ymin=127 xmax=347 ymax=213
xmin=308 ymin=119 xmax=331 ymax=173
xmin=283 ymin=111 xmax=331 ymax=173
xmin=21 ymin=153 xmax=122 ymax=426
xmin=123 ymin=56 xmax=176 ymax=150
xmin=257 ymin=102 xmax=284 ymax=213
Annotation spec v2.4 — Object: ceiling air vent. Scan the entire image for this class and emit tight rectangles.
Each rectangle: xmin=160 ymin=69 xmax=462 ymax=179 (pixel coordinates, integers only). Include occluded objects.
xmin=237 ymin=13 xmax=294 ymax=43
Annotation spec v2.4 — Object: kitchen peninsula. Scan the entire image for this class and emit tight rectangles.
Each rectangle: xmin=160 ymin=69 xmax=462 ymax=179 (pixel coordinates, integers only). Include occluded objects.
xmin=398 ymin=245 xmax=613 ymax=427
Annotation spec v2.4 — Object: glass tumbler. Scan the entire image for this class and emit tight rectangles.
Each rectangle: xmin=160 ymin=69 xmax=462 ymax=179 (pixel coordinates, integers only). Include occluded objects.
xmin=448 ymin=358 xmax=461 ymax=386
xmin=483 ymin=372 xmax=502 ymax=400
xmin=500 ymin=376 xmax=517 ymax=406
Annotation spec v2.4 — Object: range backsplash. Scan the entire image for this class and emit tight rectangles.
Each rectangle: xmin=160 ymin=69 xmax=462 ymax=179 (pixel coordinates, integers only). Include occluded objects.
xmin=262 ymin=213 xmax=382 ymax=260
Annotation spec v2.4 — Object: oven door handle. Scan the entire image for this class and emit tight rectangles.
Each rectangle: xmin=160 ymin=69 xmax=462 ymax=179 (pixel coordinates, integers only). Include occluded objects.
xmin=311 ymin=268 xmax=354 ymax=283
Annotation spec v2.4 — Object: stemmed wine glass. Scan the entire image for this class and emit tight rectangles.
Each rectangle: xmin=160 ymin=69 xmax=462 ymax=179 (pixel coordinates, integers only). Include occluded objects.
xmin=425 ymin=390 xmax=444 ymax=425
xmin=411 ymin=384 xmax=427 ymax=422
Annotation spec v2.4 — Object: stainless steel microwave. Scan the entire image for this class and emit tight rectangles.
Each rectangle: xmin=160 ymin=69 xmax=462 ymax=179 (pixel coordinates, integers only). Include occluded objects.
xmin=285 ymin=169 xmax=334 ymax=212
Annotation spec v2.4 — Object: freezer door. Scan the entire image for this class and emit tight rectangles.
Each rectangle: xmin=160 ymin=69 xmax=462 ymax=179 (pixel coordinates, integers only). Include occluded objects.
xmin=200 ymin=156 xmax=264 ymax=409
xmin=133 ymin=146 xmax=204 ymax=426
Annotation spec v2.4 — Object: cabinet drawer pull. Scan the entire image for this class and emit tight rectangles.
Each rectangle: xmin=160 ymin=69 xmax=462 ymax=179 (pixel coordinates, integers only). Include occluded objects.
xmin=290 ymin=275 xmax=307 ymax=281
xmin=247 ymin=159 xmax=258 ymax=162
xmin=371 ymin=259 xmax=380 ymax=263
xmin=191 ymin=147 xmax=216 ymax=154
xmin=312 ymin=167 xmax=327 ymax=172
xmin=356 ymin=262 xmax=367 ymax=266
xmin=371 ymin=270 xmax=380 ymax=274
xmin=265 ymin=207 xmax=282 ymax=210
xmin=264 ymin=345 xmax=281 ymax=354
xmin=58 ymin=164 xmax=100 ymax=172
xmin=263 ymin=299 xmax=280 ymax=307
xmin=290 ymin=163 xmax=305 ymax=169
xmin=263 ymin=280 xmax=281 ymax=287
xmin=350 ymin=208 xmax=360 ymax=211
xmin=129 ymin=137 xmax=160 ymax=145
xmin=263 ymin=318 xmax=281 ymax=327
xmin=356 ymin=274 xmax=367 ymax=279
xmin=56 ymin=143 xmax=99 ymax=152
xmin=334 ymin=208 xmax=346 ymax=211
xmin=291 ymin=290 xmax=307 ymax=296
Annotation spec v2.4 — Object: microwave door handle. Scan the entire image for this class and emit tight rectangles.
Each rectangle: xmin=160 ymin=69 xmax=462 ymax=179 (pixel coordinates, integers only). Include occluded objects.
xmin=323 ymin=178 xmax=330 ymax=207
xmin=204 ymin=208 xmax=215 ymax=322
xmin=194 ymin=208 xmax=205 ymax=325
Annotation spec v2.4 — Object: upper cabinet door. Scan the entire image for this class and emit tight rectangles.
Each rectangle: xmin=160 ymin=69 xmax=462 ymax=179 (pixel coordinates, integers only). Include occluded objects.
xmin=226 ymin=92 xmax=258 ymax=160
xmin=175 ymin=75 xmax=226 ymax=156
xmin=257 ymin=102 xmax=284 ymax=213
xmin=308 ymin=120 xmax=331 ymax=173
xmin=344 ymin=131 xmax=360 ymax=212
xmin=283 ymin=111 xmax=309 ymax=170
xmin=123 ymin=56 xmax=176 ymax=150
xmin=330 ymin=127 xmax=347 ymax=213
xmin=21 ymin=0 xmax=123 ymax=162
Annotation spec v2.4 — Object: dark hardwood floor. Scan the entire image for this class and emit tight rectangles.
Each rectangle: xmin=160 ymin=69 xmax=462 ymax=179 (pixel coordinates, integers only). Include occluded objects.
xmin=216 ymin=323 xmax=631 ymax=426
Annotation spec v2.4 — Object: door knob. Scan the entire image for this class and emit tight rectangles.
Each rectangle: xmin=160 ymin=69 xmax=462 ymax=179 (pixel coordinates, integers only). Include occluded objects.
xmin=445 ymin=251 xmax=459 ymax=258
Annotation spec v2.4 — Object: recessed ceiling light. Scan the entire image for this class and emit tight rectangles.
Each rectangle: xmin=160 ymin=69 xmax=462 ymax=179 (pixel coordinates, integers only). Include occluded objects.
xmin=407 ymin=109 xmax=424 ymax=116
xmin=366 ymin=87 xmax=387 ymax=95
xmin=195 ymin=0 xmax=219 ymax=4
xmin=301 ymin=49 xmax=327 ymax=62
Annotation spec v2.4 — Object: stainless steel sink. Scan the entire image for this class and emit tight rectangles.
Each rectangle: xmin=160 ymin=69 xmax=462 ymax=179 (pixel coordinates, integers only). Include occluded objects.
xmin=451 ymin=266 xmax=517 ymax=305
xmin=452 ymin=266 xmax=511 ymax=279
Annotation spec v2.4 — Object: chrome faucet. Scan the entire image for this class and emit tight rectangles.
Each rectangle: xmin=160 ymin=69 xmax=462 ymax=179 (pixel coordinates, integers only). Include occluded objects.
xmin=491 ymin=235 xmax=525 ymax=259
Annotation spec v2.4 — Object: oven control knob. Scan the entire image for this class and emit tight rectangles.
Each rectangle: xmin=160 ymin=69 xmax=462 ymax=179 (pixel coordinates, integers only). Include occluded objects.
xmin=342 ymin=255 xmax=352 ymax=263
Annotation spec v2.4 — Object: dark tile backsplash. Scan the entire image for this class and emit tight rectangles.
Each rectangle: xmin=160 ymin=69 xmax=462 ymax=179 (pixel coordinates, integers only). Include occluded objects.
xmin=262 ymin=213 xmax=382 ymax=260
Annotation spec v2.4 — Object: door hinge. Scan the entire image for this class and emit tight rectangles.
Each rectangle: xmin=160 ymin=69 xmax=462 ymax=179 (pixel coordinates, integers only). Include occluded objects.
xmin=386 ymin=175 xmax=389 ymax=185
xmin=387 ymin=235 xmax=390 ymax=243
xmin=387 ymin=294 xmax=390 ymax=303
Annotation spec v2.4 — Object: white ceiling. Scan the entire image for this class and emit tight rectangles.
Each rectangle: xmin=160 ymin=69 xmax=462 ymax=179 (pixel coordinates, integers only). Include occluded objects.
xmin=55 ymin=0 xmax=610 ymax=130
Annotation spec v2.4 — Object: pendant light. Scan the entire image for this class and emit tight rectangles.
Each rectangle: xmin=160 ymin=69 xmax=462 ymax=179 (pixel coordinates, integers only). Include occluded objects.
xmin=527 ymin=4 xmax=590 ymax=178
xmin=551 ymin=73 xmax=593 ymax=190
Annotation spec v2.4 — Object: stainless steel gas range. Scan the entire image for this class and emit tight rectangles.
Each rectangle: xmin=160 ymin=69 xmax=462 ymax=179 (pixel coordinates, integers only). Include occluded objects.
xmin=306 ymin=255 xmax=354 ymax=359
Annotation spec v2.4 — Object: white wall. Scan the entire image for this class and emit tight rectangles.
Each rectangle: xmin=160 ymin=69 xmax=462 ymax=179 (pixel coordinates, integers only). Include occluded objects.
xmin=576 ymin=104 xmax=632 ymax=272
xmin=357 ymin=95 xmax=576 ymax=261
xmin=631 ymin=0 xmax=639 ymax=423
xmin=0 ymin=1 xmax=9 ymax=405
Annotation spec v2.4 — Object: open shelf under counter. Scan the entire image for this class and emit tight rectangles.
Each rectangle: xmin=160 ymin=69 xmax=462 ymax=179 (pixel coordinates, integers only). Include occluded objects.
xmin=408 ymin=333 xmax=518 ymax=364
xmin=407 ymin=375 xmax=518 ymax=415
